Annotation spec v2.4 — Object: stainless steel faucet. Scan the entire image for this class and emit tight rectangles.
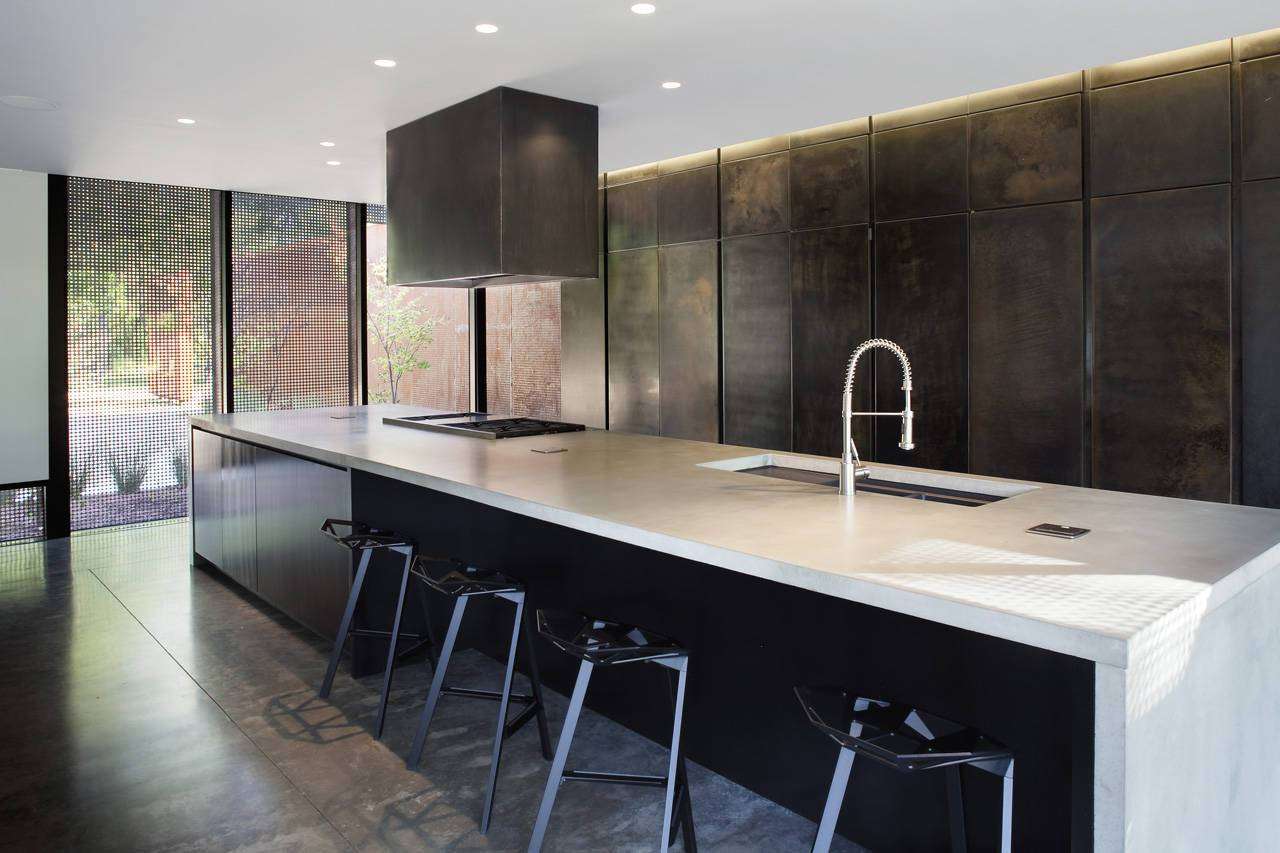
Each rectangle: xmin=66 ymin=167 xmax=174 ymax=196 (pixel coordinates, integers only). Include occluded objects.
xmin=840 ymin=339 xmax=914 ymax=496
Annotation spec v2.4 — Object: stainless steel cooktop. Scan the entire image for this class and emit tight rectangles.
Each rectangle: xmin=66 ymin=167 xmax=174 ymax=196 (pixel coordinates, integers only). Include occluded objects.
xmin=382 ymin=412 xmax=586 ymax=440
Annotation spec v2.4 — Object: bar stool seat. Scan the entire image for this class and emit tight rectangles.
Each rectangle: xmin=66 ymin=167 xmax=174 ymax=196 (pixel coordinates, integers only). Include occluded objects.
xmin=317 ymin=519 xmax=434 ymax=740
xmin=407 ymin=557 xmax=553 ymax=834
xmin=528 ymin=610 xmax=697 ymax=853
xmin=795 ymin=686 xmax=1014 ymax=853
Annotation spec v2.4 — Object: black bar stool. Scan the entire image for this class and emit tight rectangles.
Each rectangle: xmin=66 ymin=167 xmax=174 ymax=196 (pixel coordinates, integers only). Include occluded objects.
xmin=407 ymin=557 xmax=553 ymax=834
xmin=527 ymin=610 xmax=696 ymax=853
xmin=317 ymin=519 xmax=435 ymax=739
xmin=794 ymin=686 xmax=1014 ymax=853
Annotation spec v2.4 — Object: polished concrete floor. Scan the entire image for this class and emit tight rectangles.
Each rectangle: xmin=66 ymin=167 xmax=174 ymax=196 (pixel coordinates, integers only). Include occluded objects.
xmin=0 ymin=521 xmax=862 ymax=852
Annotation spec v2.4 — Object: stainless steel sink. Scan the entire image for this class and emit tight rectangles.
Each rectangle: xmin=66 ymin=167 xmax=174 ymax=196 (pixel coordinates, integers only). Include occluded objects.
xmin=699 ymin=454 xmax=1036 ymax=507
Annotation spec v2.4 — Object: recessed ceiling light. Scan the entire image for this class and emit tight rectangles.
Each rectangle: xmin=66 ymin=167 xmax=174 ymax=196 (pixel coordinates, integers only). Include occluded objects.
xmin=1 ymin=94 xmax=58 ymax=111
xmin=631 ymin=3 xmax=657 ymax=13
xmin=176 ymin=117 xmax=196 ymax=125
xmin=373 ymin=58 xmax=397 ymax=68
xmin=475 ymin=23 xmax=499 ymax=34
xmin=326 ymin=160 xmax=342 ymax=166
xmin=661 ymin=81 xmax=682 ymax=90
xmin=320 ymin=141 xmax=336 ymax=147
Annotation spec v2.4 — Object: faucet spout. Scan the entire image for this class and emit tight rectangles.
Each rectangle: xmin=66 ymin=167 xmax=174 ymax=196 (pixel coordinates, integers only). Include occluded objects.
xmin=839 ymin=338 xmax=915 ymax=496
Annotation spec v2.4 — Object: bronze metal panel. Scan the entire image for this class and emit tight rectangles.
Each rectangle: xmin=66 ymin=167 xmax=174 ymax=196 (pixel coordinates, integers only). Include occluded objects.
xmin=790 ymin=137 xmax=870 ymax=230
xmin=1236 ymin=28 xmax=1280 ymax=62
xmin=607 ymin=179 xmax=658 ymax=250
xmin=1089 ymin=66 xmax=1231 ymax=197
xmin=1242 ymin=56 xmax=1280 ymax=181
xmin=254 ymin=445 xmax=353 ymax=639
xmin=721 ymin=152 xmax=790 ymax=237
xmin=1242 ymin=179 xmax=1280 ymax=507
xmin=560 ymin=272 xmax=607 ymax=429
xmin=873 ymin=117 xmax=968 ymax=221
xmin=658 ymin=149 xmax=718 ymax=175
xmin=968 ymin=72 xmax=1082 ymax=113
xmin=791 ymin=226 xmax=871 ymax=458
xmin=873 ymin=215 xmax=969 ymax=471
xmin=721 ymin=135 xmax=789 ymax=162
xmin=607 ymin=162 xmax=659 ymax=185
xmin=1091 ymin=186 xmax=1231 ymax=501
xmin=970 ymin=203 xmax=1085 ymax=485
xmin=607 ymin=249 xmax=660 ymax=434
xmin=789 ymin=118 xmax=869 ymax=148
xmin=659 ymin=242 xmax=720 ymax=442
xmin=873 ymin=96 xmax=967 ymax=132
xmin=659 ymin=166 xmax=718 ymax=245
xmin=970 ymin=95 xmax=1082 ymax=210
xmin=1088 ymin=40 xmax=1231 ymax=88
xmin=722 ymin=234 xmax=792 ymax=450
xmin=191 ymin=429 xmax=224 ymax=568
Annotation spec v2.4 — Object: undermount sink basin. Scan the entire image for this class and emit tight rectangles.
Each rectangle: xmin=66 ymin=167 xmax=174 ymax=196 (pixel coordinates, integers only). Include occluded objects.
xmin=699 ymin=454 xmax=1037 ymax=507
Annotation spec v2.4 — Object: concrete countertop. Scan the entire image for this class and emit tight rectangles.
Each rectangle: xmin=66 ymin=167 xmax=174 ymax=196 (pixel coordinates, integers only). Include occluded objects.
xmin=191 ymin=404 xmax=1280 ymax=668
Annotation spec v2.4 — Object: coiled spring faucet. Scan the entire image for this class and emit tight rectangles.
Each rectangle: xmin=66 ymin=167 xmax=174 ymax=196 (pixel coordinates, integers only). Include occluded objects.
xmin=840 ymin=339 xmax=914 ymax=496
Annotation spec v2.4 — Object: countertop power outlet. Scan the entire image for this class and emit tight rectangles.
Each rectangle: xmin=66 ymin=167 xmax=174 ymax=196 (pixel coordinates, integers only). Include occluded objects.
xmin=1027 ymin=523 xmax=1090 ymax=539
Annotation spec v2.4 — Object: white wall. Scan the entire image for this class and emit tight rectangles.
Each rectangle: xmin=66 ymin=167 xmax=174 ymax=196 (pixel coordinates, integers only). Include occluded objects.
xmin=0 ymin=168 xmax=49 ymax=484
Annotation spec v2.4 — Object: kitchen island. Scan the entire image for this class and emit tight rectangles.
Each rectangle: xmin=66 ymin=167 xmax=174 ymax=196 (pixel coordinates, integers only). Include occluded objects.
xmin=190 ymin=404 xmax=1280 ymax=852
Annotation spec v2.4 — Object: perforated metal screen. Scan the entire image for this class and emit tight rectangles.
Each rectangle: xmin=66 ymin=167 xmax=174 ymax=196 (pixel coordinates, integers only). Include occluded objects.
xmin=231 ymin=192 xmax=351 ymax=412
xmin=0 ymin=487 xmax=45 ymax=544
xmin=67 ymin=178 xmax=213 ymax=531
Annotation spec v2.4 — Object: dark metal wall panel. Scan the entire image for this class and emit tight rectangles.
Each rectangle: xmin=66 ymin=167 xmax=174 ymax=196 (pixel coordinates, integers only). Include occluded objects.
xmin=607 ymin=178 xmax=658 ymax=250
xmin=1242 ymin=179 xmax=1280 ymax=507
xmin=970 ymin=203 xmax=1085 ymax=484
xmin=1089 ymin=65 xmax=1232 ymax=197
xmin=607 ymin=249 xmax=661 ymax=434
xmin=873 ymin=215 xmax=969 ymax=471
xmin=659 ymin=242 xmax=720 ymax=442
xmin=659 ymin=166 xmax=718 ymax=245
xmin=560 ymin=272 xmax=607 ymax=429
xmin=722 ymin=234 xmax=792 ymax=450
xmin=969 ymin=95 xmax=1082 ymax=209
xmin=1241 ymin=56 xmax=1280 ymax=181
xmin=720 ymin=152 xmax=790 ymax=237
xmin=1091 ymin=186 xmax=1231 ymax=500
xmin=254 ymin=445 xmax=353 ymax=639
xmin=873 ymin=117 xmax=968 ymax=221
xmin=791 ymin=226 xmax=871 ymax=458
xmin=790 ymin=137 xmax=870 ymax=230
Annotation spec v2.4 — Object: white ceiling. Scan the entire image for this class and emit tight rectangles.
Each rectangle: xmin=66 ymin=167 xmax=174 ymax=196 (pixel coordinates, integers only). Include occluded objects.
xmin=1 ymin=1 xmax=1272 ymax=204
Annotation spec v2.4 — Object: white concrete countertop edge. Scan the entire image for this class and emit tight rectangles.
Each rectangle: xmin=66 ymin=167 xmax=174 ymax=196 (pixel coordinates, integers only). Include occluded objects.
xmin=192 ymin=416 xmax=1133 ymax=666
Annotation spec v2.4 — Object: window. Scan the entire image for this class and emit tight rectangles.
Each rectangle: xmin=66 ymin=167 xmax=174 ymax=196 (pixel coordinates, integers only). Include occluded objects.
xmin=364 ymin=204 xmax=470 ymax=410
xmin=484 ymin=282 xmax=562 ymax=419
xmin=0 ymin=486 xmax=45 ymax=544
xmin=67 ymin=178 xmax=213 ymax=531
xmin=231 ymin=193 xmax=350 ymax=412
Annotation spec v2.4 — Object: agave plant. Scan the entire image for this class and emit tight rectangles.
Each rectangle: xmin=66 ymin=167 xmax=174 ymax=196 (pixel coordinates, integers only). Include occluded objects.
xmin=108 ymin=450 xmax=150 ymax=495
xmin=172 ymin=450 xmax=188 ymax=487
xmin=70 ymin=460 xmax=92 ymax=502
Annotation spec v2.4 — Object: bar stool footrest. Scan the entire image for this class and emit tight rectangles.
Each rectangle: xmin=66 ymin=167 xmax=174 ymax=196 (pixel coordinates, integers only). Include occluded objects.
xmin=562 ymin=769 xmax=668 ymax=787
xmin=441 ymin=686 xmax=535 ymax=704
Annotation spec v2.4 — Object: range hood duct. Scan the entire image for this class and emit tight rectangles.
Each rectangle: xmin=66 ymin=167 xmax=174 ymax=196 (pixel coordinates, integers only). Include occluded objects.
xmin=386 ymin=86 xmax=598 ymax=288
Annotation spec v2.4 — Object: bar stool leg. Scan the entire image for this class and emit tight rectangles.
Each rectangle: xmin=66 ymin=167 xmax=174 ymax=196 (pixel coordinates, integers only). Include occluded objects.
xmin=660 ymin=659 xmax=689 ymax=852
xmin=408 ymin=596 xmax=468 ymax=767
xmin=998 ymin=760 xmax=1014 ymax=853
xmin=811 ymin=746 xmax=857 ymax=853
xmin=527 ymin=659 xmax=594 ymax=853
xmin=414 ymin=578 xmax=440 ymax=672
xmin=320 ymin=546 xmax=372 ymax=698
xmin=374 ymin=547 xmax=413 ymax=739
xmin=479 ymin=593 xmax=527 ymax=833
xmin=946 ymin=765 xmax=967 ymax=853
xmin=521 ymin=606 xmax=554 ymax=760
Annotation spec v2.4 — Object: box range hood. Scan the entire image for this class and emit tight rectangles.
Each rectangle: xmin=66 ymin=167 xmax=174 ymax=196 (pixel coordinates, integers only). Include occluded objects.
xmin=386 ymin=86 xmax=599 ymax=288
